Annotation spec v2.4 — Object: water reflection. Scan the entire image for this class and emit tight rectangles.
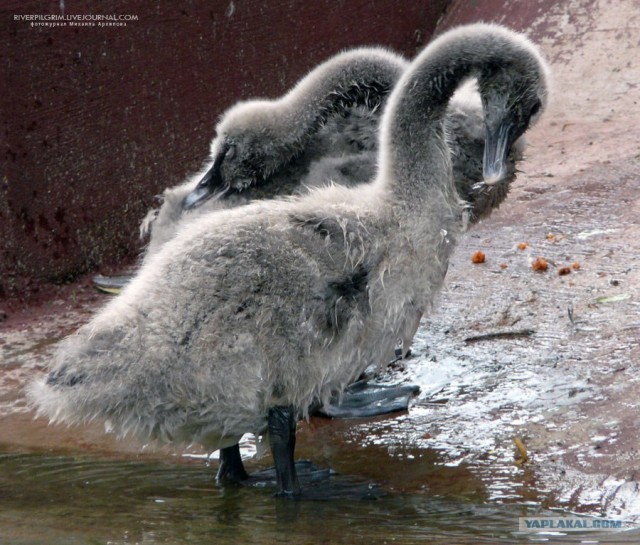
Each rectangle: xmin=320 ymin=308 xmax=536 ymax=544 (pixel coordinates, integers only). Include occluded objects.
xmin=1 ymin=448 xmax=638 ymax=545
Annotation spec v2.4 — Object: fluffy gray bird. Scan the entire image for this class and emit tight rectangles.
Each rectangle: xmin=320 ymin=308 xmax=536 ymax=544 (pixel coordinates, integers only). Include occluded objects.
xmin=35 ymin=23 xmax=549 ymax=497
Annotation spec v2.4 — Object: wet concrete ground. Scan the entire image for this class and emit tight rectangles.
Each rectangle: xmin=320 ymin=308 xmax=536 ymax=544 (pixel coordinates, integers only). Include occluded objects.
xmin=1 ymin=0 xmax=639 ymax=541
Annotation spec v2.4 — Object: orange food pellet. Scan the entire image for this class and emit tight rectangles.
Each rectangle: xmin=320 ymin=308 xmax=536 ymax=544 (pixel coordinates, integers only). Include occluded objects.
xmin=517 ymin=242 xmax=528 ymax=250
xmin=500 ymin=263 xmax=508 ymax=269
xmin=546 ymin=233 xmax=556 ymax=241
xmin=532 ymin=257 xmax=548 ymax=272
xmin=471 ymin=251 xmax=486 ymax=264
xmin=572 ymin=262 xmax=581 ymax=270
xmin=558 ymin=266 xmax=571 ymax=276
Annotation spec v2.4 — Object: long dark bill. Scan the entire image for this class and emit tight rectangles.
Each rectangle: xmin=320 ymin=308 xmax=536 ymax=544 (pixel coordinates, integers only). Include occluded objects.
xmin=182 ymin=147 xmax=229 ymax=210
xmin=482 ymin=121 xmax=512 ymax=186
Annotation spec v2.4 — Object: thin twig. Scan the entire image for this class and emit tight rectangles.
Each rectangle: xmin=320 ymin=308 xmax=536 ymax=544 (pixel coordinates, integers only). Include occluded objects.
xmin=464 ymin=328 xmax=535 ymax=344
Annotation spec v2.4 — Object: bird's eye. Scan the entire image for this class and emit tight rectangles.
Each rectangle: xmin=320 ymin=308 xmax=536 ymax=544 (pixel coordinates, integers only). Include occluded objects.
xmin=530 ymin=100 xmax=542 ymax=118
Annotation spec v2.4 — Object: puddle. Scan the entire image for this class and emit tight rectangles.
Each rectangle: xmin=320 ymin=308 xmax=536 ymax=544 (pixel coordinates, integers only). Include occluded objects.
xmin=2 ymin=447 xmax=639 ymax=545
xmin=1 ymin=320 xmax=637 ymax=544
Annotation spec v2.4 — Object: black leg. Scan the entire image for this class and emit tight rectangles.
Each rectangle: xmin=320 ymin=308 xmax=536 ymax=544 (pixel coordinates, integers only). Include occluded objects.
xmin=216 ymin=444 xmax=249 ymax=482
xmin=268 ymin=405 xmax=300 ymax=498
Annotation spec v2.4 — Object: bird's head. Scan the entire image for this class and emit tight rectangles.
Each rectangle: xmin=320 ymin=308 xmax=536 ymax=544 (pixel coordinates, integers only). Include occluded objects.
xmin=477 ymin=31 xmax=550 ymax=186
xmin=183 ymin=101 xmax=284 ymax=210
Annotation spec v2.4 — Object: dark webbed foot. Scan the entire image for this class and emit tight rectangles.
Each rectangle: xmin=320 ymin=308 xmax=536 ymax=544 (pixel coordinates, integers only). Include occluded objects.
xmin=319 ymin=380 xmax=420 ymax=419
xmin=314 ymin=346 xmax=420 ymax=419
xmin=92 ymin=274 xmax=132 ymax=295
xmin=216 ymin=444 xmax=249 ymax=483
xmin=267 ymin=405 xmax=300 ymax=498
xmin=216 ymin=421 xmax=380 ymax=499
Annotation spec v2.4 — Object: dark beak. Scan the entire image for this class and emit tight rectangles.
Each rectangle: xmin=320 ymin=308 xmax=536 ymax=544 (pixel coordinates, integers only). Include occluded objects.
xmin=482 ymin=121 xmax=512 ymax=186
xmin=182 ymin=150 xmax=227 ymax=210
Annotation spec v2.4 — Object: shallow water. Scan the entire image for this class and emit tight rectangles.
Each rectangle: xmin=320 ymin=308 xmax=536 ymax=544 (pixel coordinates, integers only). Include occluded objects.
xmin=1 ymin=309 xmax=639 ymax=544
xmin=1 ymin=447 xmax=639 ymax=545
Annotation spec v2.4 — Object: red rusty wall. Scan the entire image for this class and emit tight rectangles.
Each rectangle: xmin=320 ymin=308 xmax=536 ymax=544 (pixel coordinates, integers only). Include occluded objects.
xmin=0 ymin=0 xmax=450 ymax=304
xmin=436 ymin=0 xmax=549 ymax=30
xmin=435 ymin=0 xmax=596 ymax=40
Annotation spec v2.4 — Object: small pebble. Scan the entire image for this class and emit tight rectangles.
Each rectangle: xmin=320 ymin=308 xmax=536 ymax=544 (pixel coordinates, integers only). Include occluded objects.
xmin=532 ymin=257 xmax=548 ymax=272
xmin=471 ymin=251 xmax=486 ymax=264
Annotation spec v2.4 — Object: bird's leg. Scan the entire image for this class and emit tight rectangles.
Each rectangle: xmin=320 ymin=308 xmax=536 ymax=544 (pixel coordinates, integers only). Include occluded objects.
xmin=216 ymin=444 xmax=249 ymax=482
xmin=267 ymin=405 xmax=300 ymax=498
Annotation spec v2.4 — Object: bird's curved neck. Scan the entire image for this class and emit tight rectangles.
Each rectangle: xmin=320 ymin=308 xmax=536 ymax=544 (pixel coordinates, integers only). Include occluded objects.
xmin=274 ymin=54 xmax=403 ymax=159
xmin=380 ymin=62 xmax=478 ymax=210
xmin=378 ymin=30 xmax=532 ymax=210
